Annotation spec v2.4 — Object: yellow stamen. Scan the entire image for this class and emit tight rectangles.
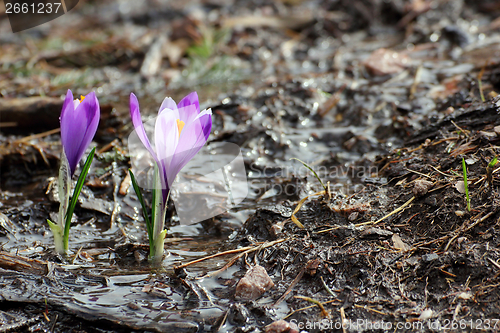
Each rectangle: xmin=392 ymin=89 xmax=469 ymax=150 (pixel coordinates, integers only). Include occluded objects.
xmin=176 ymin=119 xmax=185 ymax=137
xmin=76 ymin=95 xmax=85 ymax=103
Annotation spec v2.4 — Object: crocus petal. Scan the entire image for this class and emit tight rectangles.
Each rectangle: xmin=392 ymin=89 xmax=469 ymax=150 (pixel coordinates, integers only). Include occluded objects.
xmin=178 ymin=91 xmax=199 ymax=111
xmin=168 ymin=110 xmax=212 ymax=182
xmin=73 ymin=92 xmax=100 ymax=168
xmin=176 ymin=104 xmax=200 ymax=127
xmin=195 ymin=108 xmax=213 ymax=141
xmin=130 ymin=93 xmax=157 ymax=162
xmin=60 ymin=91 xmax=75 ymax=164
xmin=177 ymin=92 xmax=200 ymax=124
xmin=60 ymin=89 xmax=74 ymax=123
xmin=159 ymin=97 xmax=178 ymax=117
xmin=61 ymin=91 xmax=88 ymax=175
xmin=154 ymin=109 xmax=179 ymax=190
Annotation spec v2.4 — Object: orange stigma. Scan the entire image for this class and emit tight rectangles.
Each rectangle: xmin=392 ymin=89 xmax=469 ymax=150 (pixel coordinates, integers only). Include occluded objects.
xmin=176 ymin=119 xmax=185 ymax=137
xmin=77 ymin=95 xmax=85 ymax=103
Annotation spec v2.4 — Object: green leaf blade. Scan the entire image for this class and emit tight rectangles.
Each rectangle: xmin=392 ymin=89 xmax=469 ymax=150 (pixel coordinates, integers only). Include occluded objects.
xmin=290 ymin=157 xmax=327 ymax=192
xmin=462 ymin=157 xmax=470 ymax=212
xmin=129 ymin=169 xmax=153 ymax=247
xmin=488 ymin=156 xmax=498 ymax=168
xmin=63 ymin=147 xmax=96 ymax=252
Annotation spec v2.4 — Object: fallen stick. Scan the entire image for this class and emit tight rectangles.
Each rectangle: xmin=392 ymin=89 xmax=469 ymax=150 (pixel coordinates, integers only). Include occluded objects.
xmin=174 ymin=246 xmax=255 ymax=270
xmin=356 ymin=196 xmax=415 ymax=227
xmin=190 ymin=239 xmax=287 ymax=278
xmin=274 ymin=258 xmax=319 ymax=306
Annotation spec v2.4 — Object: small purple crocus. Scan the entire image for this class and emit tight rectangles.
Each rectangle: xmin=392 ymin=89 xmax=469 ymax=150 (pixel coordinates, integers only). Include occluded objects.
xmin=130 ymin=92 xmax=212 ymax=203
xmin=48 ymin=89 xmax=100 ymax=255
xmin=60 ymin=89 xmax=100 ymax=176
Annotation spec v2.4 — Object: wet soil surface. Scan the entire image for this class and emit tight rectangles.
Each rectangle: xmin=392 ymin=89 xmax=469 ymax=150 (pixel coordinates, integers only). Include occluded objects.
xmin=1 ymin=0 xmax=500 ymax=332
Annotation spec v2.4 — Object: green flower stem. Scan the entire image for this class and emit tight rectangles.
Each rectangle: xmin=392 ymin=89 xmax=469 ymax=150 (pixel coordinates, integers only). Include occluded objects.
xmin=152 ymin=230 xmax=167 ymax=265
xmin=57 ymin=151 xmax=71 ymax=231
xmin=150 ymin=163 xmax=168 ymax=263
xmin=47 ymin=219 xmax=64 ymax=254
xmin=129 ymin=163 xmax=170 ymax=265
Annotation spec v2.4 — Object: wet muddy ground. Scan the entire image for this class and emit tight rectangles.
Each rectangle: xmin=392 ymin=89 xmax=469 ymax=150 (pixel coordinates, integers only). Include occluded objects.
xmin=1 ymin=0 xmax=500 ymax=332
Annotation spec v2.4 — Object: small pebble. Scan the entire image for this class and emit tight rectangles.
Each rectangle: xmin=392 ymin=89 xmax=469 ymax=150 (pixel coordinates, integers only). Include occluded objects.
xmin=458 ymin=292 xmax=473 ymax=300
xmin=413 ymin=179 xmax=434 ymax=197
xmin=127 ymin=302 xmax=140 ymax=310
xmin=265 ymin=320 xmax=299 ymax=333
xmin=418 ymin=309 xmax=433 ymax=320
xmin=421 ymin=253 xmax=439 ymax=262
xmin=235 ymin=265 xmax=274 ymax=300
xmin=348 ymin=212 xmax=359 ymax=221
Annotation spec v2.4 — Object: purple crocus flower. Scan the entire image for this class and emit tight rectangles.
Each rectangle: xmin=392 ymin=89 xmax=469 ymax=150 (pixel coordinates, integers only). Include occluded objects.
xmin=129 ymin=92 xmax=212 ymax=202
xmin=60 ymin=90 xmax=100 ymax=176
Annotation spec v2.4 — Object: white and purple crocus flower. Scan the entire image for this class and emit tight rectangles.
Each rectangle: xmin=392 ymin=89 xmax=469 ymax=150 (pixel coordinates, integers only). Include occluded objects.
xmin=129 ymin=92 xmax=212 ymax=263
xmin=48 ymin=89 xmax=100 ymax=255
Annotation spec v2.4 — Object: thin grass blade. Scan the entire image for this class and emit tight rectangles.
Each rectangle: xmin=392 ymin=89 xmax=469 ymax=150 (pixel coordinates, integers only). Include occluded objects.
xmin=290 ymin=157 xmax=327 ymax=192
xmin=488 ymin=156 xmax=498 ymax=168
xmin=462 ymin=157 xmax=470 ymax=212
xmin=63 ymin=147 xmax=96 ymax=248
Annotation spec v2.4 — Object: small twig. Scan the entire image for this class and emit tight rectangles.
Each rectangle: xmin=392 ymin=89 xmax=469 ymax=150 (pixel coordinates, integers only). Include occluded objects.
xmin=451 ymin=120 xmax=469 ymax=138
xmin=428 ymin=184 xmax=452 ymax=193
xmin=197 ymin=239 xmax=286 ymax=278
xmin=14 ymin=128 xmax=60 ymax=143
xmin=487 ymin=258 xmax=500 ymax=271
xmin=50 ymin=314 xmax=58 ymax=333
xmin=478 ymin=64 xmax=486 ymax=102
xmin=429 ymin=165 xmax=456 ymax=178
xmin=409 ymin=65 xmax=422 ymax=100
xmin=283 ymin=299 xmax=341 ymax=319
xmin=356 ymin=196 xmax=415 ymax=227
xmin=97 ymin=139 xmax=119 ymax=154
xmin=444 ymin=211 xmax=494 ymax=251
xmin=175 ymin=246 xmax=254 ymax=270
xmin=431 ymin=137 xmax=460 ymax=146
xmin=439 ymin=268 xmax=457 ymax=278
xmin=320 ymin=276 xmax=336 ymax=297
xmin=353 ymin=304 xmax=387 ymax=315
xmin=291 ymin=190 xmax=326 ymax=228
xmin=71 ymin=246 xmax=84 ymax=264
xmin=274 ymin=258 xmax=318 ymax=306
xmin=314 ymin=225 xmax=342 ymax=234
xmin=212 ymin=309 xmax=229 ymax=332
xmin=35 ymin=146 xmax=50 ymax=166
xmin=294 ymin=296 xmax=330 ymax=318
xmin=318 ymin=84 xmax=346 ymax=117
xmin=340 ymin=307 xmax=347 ymax=333
xmin=444 ymin=234 xmax=460 ymax=252
xmin=405 ymin=168 xmax=433 ymax=179
xmin=463 ymin=211 xmax=494 ymax=233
